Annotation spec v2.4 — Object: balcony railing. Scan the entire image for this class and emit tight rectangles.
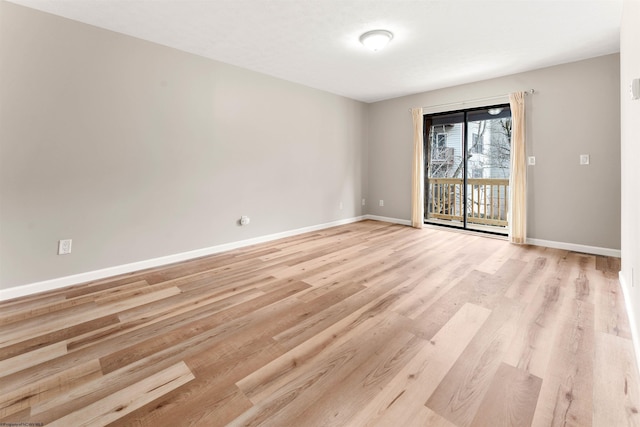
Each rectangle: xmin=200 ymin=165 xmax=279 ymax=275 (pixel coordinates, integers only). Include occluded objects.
xmin=427 ymin=178 xmax=509 ymax=228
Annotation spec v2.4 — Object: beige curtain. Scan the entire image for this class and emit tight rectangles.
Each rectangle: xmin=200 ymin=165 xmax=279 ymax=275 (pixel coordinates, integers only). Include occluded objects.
xmin=509 ymin=92 xmax=526 ymax=244
xmin=411 ymin=108 xmax=424 ymax=229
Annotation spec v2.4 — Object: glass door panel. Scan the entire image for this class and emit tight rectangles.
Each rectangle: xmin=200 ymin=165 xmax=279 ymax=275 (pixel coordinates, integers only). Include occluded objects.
xmin=425 ymin=112 xmax=464 ymax=228
xmin=465 ymin=108 xmax=511 ymax=233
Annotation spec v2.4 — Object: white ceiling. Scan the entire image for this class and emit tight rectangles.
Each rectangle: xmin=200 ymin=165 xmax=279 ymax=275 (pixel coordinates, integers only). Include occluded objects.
xmin=8 ymin=0 xmax=623 ymax=103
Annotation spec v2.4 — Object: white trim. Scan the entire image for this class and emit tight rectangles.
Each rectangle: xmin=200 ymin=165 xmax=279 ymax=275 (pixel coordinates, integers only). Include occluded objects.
xmin=364 ymin=215 xmax=412 ymax=226
xmin=619 ymin=271 xmax=640 ymax=379
xmin=3 ymin=215 xmax=616 ymax=301
xmin=0 ymin=216 xmax=365 ymax=302
xmin=526 ymin=237 xmax=621 ymax=257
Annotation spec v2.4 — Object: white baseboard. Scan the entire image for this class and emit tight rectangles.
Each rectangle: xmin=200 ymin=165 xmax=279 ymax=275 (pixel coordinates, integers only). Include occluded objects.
xmin=0 ymin=216 xmax=365 ymax=302
xmin=362 ymin=219 xmax=621 ymax=258
xmin=2 ymin=215 xmax=618 ymax=301
xmin=619 ymin=271 xmax=640 ymax=379
xmin=362 ymin=218 xmax=621 ymax=258
xmin=364 ymin=215 xmax=412 ymax=226
xmin=526 ymin=238 xmax=621 ymax=258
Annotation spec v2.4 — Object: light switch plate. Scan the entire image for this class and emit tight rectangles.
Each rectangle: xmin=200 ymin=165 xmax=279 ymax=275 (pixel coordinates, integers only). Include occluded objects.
xmin=528 ymin=156 xmax=536 ymax=166
xmin=580 ymin=154 xmax=590 ymax=165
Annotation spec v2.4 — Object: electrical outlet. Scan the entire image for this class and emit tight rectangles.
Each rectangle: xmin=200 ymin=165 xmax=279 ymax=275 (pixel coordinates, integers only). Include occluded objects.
xmin=362 ymin=198 xmax=366 ymax=206
xmin=339 ymin=202 xmax=343 ymax=210
xmin=379 ymin=200 xmax=384 ymax=207
xmin=58 ymin=239 xmax=72 ymax=255
xmin=528 ymin=156 xmax=536 ymax=166
xmin=580 ymin=154 xmax=590 ymax=165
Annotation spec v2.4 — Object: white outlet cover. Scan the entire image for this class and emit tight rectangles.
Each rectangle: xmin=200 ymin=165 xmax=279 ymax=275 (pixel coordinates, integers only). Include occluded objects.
xmin=580 ymin=154 xmax=590 ymax=165
xmin=528 ymin=156 xmax=536 ymax=166
xmin=58 ymin=239 xmax=72 ymax=255
xmin=632 ymin=78 xmax=640 ymax=100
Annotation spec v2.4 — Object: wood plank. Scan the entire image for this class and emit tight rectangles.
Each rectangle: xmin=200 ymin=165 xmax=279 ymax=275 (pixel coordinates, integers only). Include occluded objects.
xmin=348 ymin=302 xmax=491 ymax=427
xmin=469 ymin=362 xmax=542 ymax=427
xmin=0 ymin=296 xmax=94 ymax=327
xmin=257 ymin=329 xmax=423 ymax=426
xmin=229 ymin=312 xmax=411 ymax=427
xmin=0 ymin=342 xmax=67 ymax=377
xmin=67 ymin=286 xmax=266 ymax=352
xmin=0 ymin=313 xmax=121 ymax=362
xmin=531 ymin=299 xmax=595 ymax=427
xmin=47 ymin=361 xmax=195 ymax=427
xmin=30 ymin=336 xmax=272 ymax=425
xmin=569 ymin=252 xmax=595 ymax=304
xmin=236 ymin=288 xmax=412 ymax=403
xmin=425 ymin=297 xmax=523 ymax=427
xmin=475 ymin=241 xmax=519 ymax=275
xmin=595 ymin=255 xmax=621 ymax=273
xmin=391 ymin=258 xmax=479 ymax=320
xmin=144 ymin=342 xmax=282 ymax=426
xmin=0 ymin=287 xmax=181 ymax=349
xmin=2 ymin=284 xmax=282 ymax=393
xmin=272 ymin=274 xmax=410 ymax=351
xmin=0 ymin=360 xmax=102 ymax=418
xmin=503 ymin=254 xmax=549 ymax=304
xmin=594 ymin=271 xmax=632 ymax=338
xmin=411 ymin=259 xmax=525 ymax=341
xmin=593 ymin=332 xmax=640 ymax=427
xmin=110 ymin=385 xmax=253 ymax=427
xmin=405 ymin=406 xmax=458 ymax=427
xmin=502 ymin=253 xmax=570 ymax=377
xmin=99 ymin=280 xmax=310 ymax=374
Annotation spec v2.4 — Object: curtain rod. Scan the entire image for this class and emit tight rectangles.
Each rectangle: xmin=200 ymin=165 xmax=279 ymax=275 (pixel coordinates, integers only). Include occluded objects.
xmin=409 ymin=89 xmax=535 ymax=113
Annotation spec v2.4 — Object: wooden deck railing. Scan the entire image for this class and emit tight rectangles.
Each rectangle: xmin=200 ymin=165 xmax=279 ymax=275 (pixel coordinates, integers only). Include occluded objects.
xmin=427 ymin=178 xmax=509 ymax=227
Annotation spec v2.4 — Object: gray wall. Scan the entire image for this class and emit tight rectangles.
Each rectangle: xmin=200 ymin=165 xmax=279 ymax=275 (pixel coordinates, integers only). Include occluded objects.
xmin=0 ymin=0 xmax=624 ymax=292
xmin=0 ymin=2 xmax=367 ymax=289
xmin=620 ymin=0 xmax=640 ymax=355
xmin=367 ymin=54 xmax=621 ymax=250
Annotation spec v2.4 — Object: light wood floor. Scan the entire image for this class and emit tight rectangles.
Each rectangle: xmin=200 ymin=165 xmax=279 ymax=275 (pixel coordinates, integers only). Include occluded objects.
xmin=1 ymin=220 xmax=638 ymax=426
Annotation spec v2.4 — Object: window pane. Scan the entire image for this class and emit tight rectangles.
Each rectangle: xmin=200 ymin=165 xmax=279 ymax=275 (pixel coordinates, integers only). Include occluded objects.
xmin=428 ymin=123 xmax=463 ymax=179
xmin=466 ymin=108 xmax=511 ymax=180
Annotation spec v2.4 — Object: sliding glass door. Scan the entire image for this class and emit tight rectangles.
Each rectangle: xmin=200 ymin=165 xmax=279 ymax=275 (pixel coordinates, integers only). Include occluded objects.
xmin=424 ymin=105 xmax=511 ymax=234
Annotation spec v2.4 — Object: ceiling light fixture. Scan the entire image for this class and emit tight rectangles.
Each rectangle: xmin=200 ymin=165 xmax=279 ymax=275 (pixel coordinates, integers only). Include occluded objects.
xmin=488 ymin=108 xmax=503 ymax=115
xmin=359 ymin=29 xmax=394 ymax=52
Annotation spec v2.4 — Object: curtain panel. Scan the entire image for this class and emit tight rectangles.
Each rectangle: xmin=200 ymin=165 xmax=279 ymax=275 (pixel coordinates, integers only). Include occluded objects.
xmin=509 ymin=92 xmax=526 ymax=244
xmin=411 ymin=108 xmax=424 ymax=229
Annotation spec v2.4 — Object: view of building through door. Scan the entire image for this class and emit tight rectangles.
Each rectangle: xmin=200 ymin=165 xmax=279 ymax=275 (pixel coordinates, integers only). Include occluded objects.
xmin=424 ymin=105 xmax=512 ymax=234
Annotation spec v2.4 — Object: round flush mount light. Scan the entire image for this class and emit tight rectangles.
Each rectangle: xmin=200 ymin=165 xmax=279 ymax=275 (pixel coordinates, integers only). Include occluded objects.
xmin=488 ymin=108 xmax=503 ymax=115
xmin=359 ymin=29 xmax=394 ymax=52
